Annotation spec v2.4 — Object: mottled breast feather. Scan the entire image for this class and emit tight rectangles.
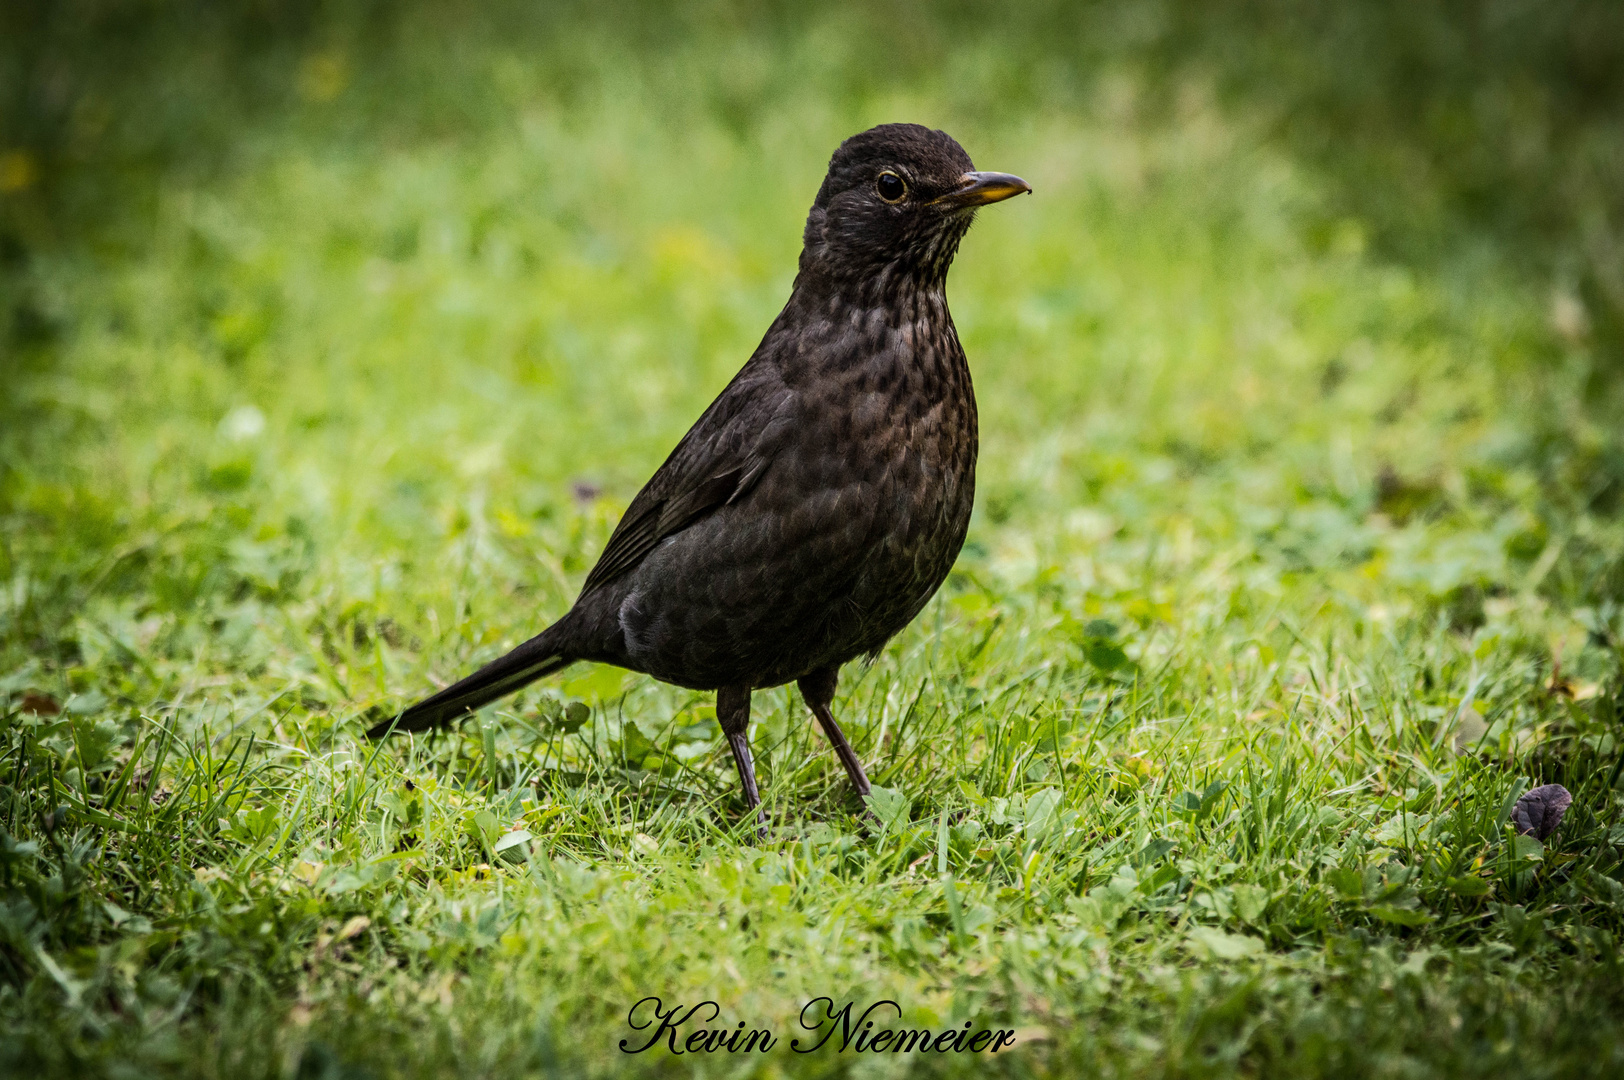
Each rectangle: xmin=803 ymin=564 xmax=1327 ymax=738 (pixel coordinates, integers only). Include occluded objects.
xmin=571 ymin=270 xmax=978 ymax=692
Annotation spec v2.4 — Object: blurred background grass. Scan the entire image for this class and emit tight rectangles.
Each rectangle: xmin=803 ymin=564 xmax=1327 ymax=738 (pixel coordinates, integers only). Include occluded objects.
xmin=6 ymin=0 xmax=1624 ymax=372
xmin=4 ymin=2 xmax=1624 ymax=1076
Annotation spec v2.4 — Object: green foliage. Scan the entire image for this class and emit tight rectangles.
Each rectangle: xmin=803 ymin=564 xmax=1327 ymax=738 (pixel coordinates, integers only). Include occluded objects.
xmin=3 ymin=2 xmax=1624 ymax=1077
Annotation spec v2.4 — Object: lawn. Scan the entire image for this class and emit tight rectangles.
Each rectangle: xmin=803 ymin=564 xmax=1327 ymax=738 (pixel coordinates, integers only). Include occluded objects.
xmin=4 ymin=3 xmax=1624 ymax=1076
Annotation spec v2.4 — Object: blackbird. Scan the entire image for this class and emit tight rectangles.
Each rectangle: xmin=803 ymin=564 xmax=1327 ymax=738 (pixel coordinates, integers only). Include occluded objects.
xmin=368 ymin=123 xmax=1030 ymax=826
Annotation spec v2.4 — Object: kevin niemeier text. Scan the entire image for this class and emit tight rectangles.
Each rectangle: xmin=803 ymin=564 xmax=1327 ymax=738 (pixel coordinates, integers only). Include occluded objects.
xmin=618 ymin=997 xmax=1020 ymax=1055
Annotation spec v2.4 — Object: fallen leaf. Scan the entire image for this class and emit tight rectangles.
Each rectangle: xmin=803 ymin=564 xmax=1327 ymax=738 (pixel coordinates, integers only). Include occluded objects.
xmin=20 ymin=691 xmax=60 ymax=716
xmin=1511 ymin=784 xmax=1572 ymax=841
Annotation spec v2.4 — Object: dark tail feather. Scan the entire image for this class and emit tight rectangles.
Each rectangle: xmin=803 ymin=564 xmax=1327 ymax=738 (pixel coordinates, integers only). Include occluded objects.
xmin=367 ymin=628 xmax=576 ymax=738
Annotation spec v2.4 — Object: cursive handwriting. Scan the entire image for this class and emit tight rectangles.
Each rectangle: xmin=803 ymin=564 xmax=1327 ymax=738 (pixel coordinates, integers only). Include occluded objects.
xmin=618 ymin=997 xmax=1018 ymax=1055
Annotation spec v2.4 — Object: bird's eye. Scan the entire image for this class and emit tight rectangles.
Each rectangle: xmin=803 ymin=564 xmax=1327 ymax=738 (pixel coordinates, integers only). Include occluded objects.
xmin=876 ymin=171 xmax=907 ymax=203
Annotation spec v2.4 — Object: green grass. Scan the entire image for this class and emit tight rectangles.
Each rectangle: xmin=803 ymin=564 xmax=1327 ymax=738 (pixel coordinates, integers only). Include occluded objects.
xmin=4 ymin=6 xmax=1624 ymax=1077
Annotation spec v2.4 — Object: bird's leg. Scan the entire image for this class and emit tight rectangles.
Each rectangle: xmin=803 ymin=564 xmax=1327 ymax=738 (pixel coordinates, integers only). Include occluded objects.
xmin=716 ymin=684 xmax=766 ymax=837
xmin=797 ymin=667 xmax=872 ymax=800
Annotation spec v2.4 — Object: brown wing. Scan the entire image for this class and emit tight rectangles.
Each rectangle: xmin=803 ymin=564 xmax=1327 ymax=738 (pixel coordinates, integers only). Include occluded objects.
xmin=579 ymin=370 xmax=791 ymax=595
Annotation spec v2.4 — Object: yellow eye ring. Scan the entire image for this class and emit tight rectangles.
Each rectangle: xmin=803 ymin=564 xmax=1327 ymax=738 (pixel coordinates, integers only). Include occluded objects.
xmin=876 ymin=171 xmax=907 ymax=203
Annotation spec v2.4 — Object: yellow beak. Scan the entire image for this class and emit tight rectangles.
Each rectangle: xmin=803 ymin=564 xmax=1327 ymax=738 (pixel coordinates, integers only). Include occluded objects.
xmin=934 ymin=171 xmax=1033 ymax=208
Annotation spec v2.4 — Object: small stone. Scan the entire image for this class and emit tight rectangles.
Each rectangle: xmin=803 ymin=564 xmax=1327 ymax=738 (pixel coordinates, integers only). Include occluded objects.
xmin=1511 ymin=784 xmax=1572 ymax=841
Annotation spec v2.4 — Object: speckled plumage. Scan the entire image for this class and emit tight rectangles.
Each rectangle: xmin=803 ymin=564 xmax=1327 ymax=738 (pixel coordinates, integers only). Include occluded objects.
xmin=370 ymin=124 xmax=1030 ymax=823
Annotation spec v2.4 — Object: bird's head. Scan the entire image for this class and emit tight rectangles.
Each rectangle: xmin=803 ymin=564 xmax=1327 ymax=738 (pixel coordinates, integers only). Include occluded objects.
xmin=798 ymin=123 xmax=1030 ymax=295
